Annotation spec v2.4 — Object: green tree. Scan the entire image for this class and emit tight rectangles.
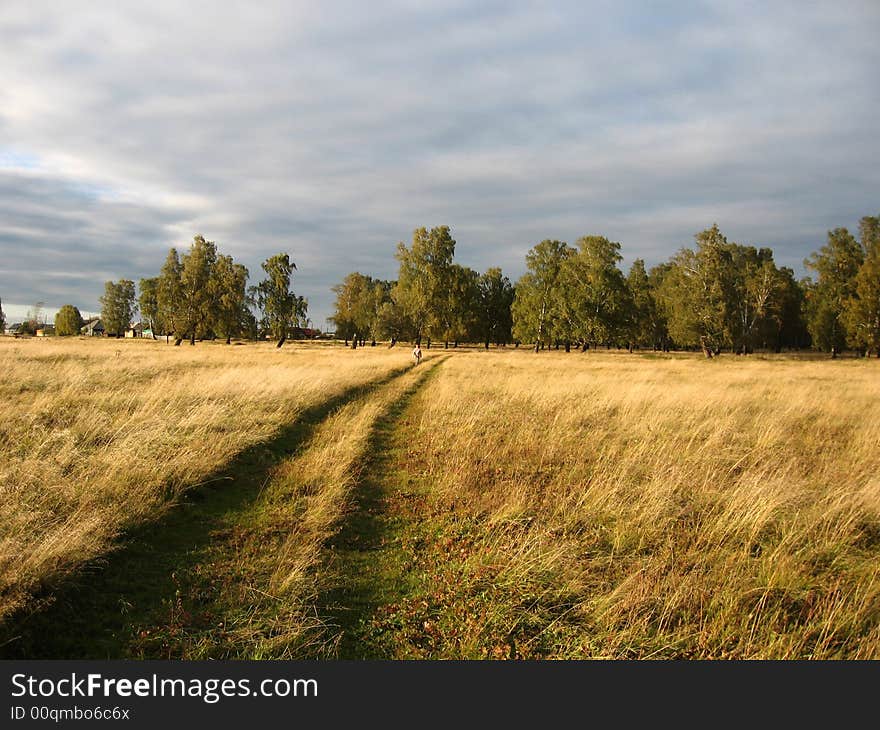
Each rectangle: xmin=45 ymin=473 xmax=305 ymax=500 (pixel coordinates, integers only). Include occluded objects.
xmin=0 ymin=297 xmax=5 ymax=333
xmin=376 ymin=295 xmax=414 ymax=345
xmin=844 ymin=215 xmax=880 ymax=356
xmin=859 ymin=215 xmax=880 ymax=254
xmin=211 ymin=254 xmax=249 ymax=344
xmin=157 ymin=248 xmax=184 ymax=344
xmin=179 ymin=234 xmax=218 ymax=345
xmin=253 ymin=253 xmax=306 ymax=348
xmin=138 ymin=277 xmax=161 ymax=339
xmin=477 ymin=267 xmax=514 ymax=348
xmin=100 ymin=280 xmax=136 ymax=337
xmin=804 ymin=227 xmax=863 ymax=355
xmin=557 ymin=235 xmax=631 ymax=350
xmin=626 ymin=259 xmax=658 ymax=350
xmin=331 ymin=272 xmax=382 ymax=347
xmin=768 ymin=269 xmax=809 ymax=351
xmin=659 ymin=225 xmax=736 ymax=357
xmin=647 ymin=263 xmax=674 ymax=351
xmin=54 ymin=304 xmax=84 ymax=336
xmin=511 ymin=239 xmax=573 ymax=351
xmin=393 ymin=226 xmax=456 ymax=347
xmin=448 ymin=264 xmax=481 ymax=347
xmin=727 ymin=245 xmax=785 ymax=354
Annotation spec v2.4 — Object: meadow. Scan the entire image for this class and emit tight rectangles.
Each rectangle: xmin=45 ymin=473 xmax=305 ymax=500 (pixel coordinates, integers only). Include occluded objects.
xmin=1 ymin=337 xmax=878 ymax=658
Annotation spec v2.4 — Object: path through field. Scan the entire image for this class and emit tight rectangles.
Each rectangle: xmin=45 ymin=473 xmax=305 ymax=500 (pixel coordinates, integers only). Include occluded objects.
xmin=0 ymin=355 xmax=449 ymax=659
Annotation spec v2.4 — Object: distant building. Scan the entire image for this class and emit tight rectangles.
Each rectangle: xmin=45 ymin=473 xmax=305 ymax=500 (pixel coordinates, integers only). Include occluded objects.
xmin=35 ymin=324 xmax=55 ymax=337
xmin=81 ymin=317 xmax=105 ymax=336
xmin=290 ymin=326 xmax=322 ymax=339
xmin=124 ymin=322 xmax=152 ymax=338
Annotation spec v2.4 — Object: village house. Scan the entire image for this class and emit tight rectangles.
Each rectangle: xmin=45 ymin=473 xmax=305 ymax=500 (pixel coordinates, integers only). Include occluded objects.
xmin=80 ymin=317 xmax=105 ymax=336
xmin=124 ymin=322 xmax=153 ymax=338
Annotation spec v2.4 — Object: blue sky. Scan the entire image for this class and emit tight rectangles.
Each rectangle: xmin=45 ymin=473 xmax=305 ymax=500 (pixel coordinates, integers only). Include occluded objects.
xmin=1 ymin=1 xmax=878 ymax=327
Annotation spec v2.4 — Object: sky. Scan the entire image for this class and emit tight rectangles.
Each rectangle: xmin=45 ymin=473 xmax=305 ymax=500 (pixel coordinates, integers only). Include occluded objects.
xmin=1 ymin=1 xmax=878 ymax=328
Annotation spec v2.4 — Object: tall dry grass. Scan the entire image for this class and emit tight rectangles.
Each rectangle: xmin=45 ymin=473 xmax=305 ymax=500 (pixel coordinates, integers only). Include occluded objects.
xmin=407 ymin=350 xmax=880 ymax=658
xmin=0 ymin=337 xmax=405 ymax=622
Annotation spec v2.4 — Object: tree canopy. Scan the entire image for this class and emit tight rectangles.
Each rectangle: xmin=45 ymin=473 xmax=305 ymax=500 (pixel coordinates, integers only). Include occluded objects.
xmin=99 ymin=280 xmax=136 ymax=337
xmin=54 ymin=304 xmax=84 ymax=336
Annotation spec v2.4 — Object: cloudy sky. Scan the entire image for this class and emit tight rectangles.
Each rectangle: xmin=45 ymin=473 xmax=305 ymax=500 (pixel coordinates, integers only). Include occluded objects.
xmin=1 ymin=1 xmax=878 ymax=327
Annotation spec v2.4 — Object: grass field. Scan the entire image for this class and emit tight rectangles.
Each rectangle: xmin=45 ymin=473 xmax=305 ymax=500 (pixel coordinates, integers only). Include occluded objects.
xmin=1 ymin=337 xmax=878 ymax=658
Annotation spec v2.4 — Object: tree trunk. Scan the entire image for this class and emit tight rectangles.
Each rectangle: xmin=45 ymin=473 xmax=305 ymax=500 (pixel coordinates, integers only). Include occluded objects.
xmin=190 ymin=332 xmax=195 ymax=346
xmin=565 ymin=341 xmax=570 ymax=353
xmin=485 ymin=339 xmax=490 ymax=350
xmin=699 ymin=336 xmax=713 ymax=359
xmin=174 ymin=338 xmax=182 ymax=346
xmin=444 ymin=340 xmax=448 ymax=349
xmin=534 ymin=340 xmax=540 ymax=353
xmin=351 ymin=338 xmax=357 ymax=349
xmin=277 ymin=335 xmax=286 ymax=348
xmin=371 ymin=339 xmax=376 ymax=346
xmin=427 ymin=338 xmax=431 ymax=349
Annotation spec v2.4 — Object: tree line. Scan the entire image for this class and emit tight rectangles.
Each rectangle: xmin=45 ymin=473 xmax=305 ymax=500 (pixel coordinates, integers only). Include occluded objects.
xmin=331 ymin=216 xmax=880 ymax=357
xmin=23 ymin=236 xmax=308 ymax=347
xmin=137 ymin=236 xmax=307 ymax=346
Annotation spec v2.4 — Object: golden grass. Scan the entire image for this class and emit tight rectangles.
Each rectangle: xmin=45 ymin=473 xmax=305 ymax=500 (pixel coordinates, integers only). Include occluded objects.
xmin=406 ymin=350 xmax=880 ymax=658
xmin=4 ymin=338 xmax=879 ymax=659
xmin=0 ymin=337 xmax=406 ymax=622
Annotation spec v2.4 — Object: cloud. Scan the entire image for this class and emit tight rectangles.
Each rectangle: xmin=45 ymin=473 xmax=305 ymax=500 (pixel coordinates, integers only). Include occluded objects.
xmin=1 ymin=0 xmax=878 ymax=327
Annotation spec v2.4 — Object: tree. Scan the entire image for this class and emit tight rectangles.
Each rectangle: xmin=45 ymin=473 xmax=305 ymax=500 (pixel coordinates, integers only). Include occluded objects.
xmin=393 ymin=226 xmax=457 ymax=346
xmin=647 ymin=263 xmax=674 ymax=351
xmin=253 ymin=253 xmax=306 ymax=348
xmin=179 ymin=234 xmax=218 ymax=345
xmin=859 ymin=215 xmax=880 ymax=255
xmin=556 ymin=235 xmax=631 ymax=350
xmin=157 ymin=248 xmax=184 ymax=344
xmin=20 ymin=301 xmax=46 ymax=334
xmin=0 ymin=297 xmax=5 ymax=333
xmin=511 ymin=239 xmax=573 ymax=351
xmin=443 ymin=264 xmax=479 ymax=347
xmin=330 ymin=272 xmax=384 ymax=347
xmin=54 ymin=304 xmax=84 ymax=336
xmin=626 ymin=259 xmax=664 ymax=350
xmin=804 ymin=227 xmax=863 ymax=355
xmin=477 ymin=267 xmax=514 ymax=348
xmin=376 ymin=295 xmax=413 ymax=345
xmin=138 ymin=277 xmax=161 ymax=339
xmin=211 ymin=254 xmax=249 ymax=344
xmin=844 ymin=215 xmax=880 ymax=356
xmin=727 ymin=245 xmax=785 ymax=354
xmin=769 ymin=269 xmax=809 ymax=351
xmin=100 ymin=280 xmax=136 ymax=337
xmin=659 ymin=225 xmax=736 ymax=357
